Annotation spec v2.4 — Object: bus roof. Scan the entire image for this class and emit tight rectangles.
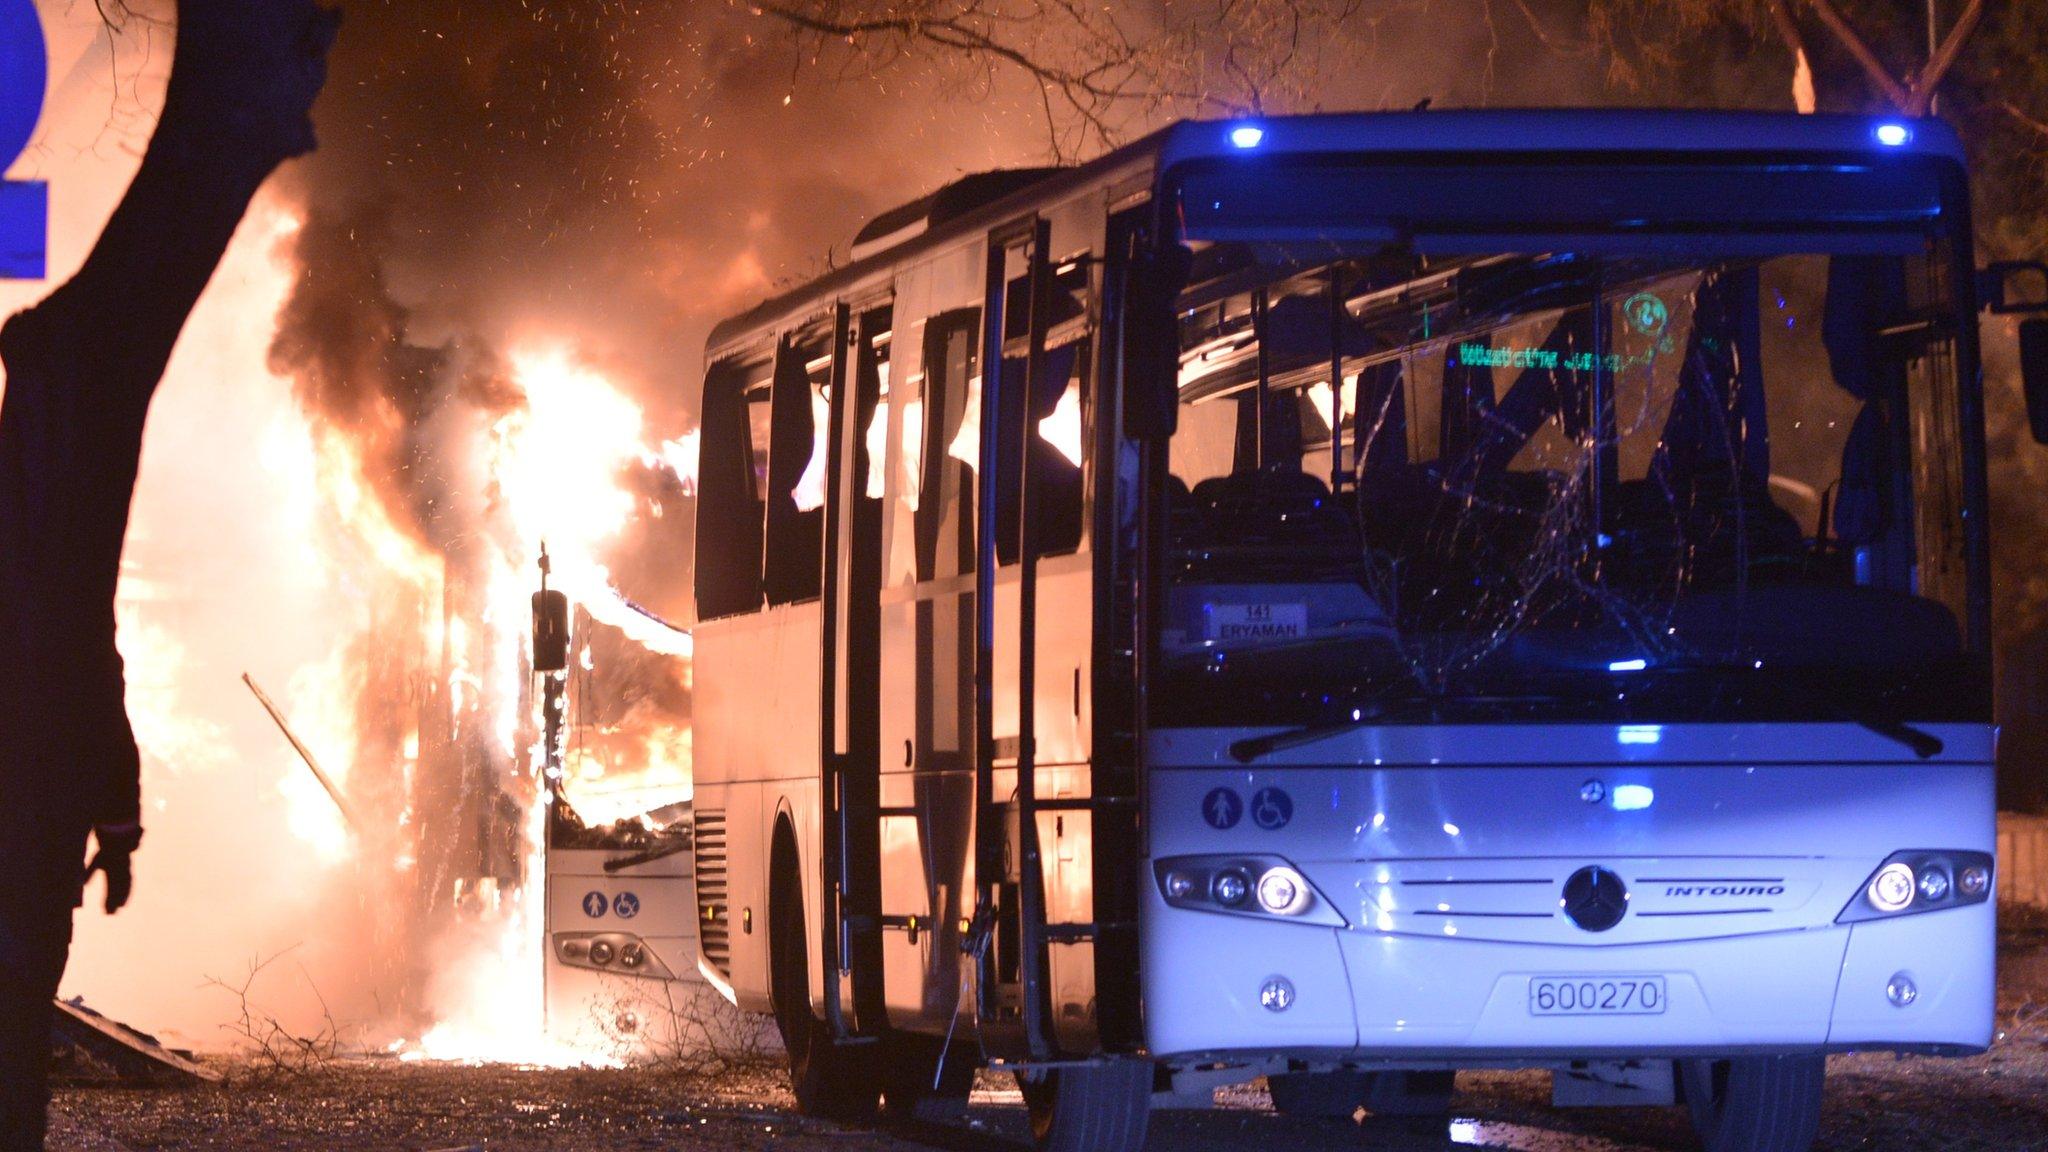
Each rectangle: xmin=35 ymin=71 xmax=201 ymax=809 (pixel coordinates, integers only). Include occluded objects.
xmin=706 ymin=110 xmax=1962 ymax=355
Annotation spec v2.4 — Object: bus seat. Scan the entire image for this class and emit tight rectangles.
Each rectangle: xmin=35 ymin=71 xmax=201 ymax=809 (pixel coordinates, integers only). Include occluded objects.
xmin=1178 ymin=468 xmax=1362 ymax=583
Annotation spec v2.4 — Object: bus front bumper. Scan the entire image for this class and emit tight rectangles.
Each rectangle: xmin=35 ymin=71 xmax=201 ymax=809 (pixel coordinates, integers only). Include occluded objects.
xmin=1141 ymin=890 xmax=1994 ymax=1061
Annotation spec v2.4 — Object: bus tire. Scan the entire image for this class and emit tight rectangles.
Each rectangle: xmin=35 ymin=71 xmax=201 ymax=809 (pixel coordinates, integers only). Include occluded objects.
xmin=1679 ymin=1055 xmax=1825 ymax=1152
xmin=1016 ymin=1060 xmax=1151 ymax=1152
xmin=769 ymin=830 xmax=878 ymax=1122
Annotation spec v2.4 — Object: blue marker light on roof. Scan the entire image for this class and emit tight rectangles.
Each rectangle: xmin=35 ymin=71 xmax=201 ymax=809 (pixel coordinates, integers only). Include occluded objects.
xmin=1229 ymin=124 xmax=1265 ymax=149
xmin=1874 ymin=122 xmax=1911 ymax=147
xmin=1607 ymin=658 xmax=1648 ymax=673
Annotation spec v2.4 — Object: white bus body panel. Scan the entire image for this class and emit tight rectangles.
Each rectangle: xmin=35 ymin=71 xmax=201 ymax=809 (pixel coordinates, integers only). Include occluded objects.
xmin=1142 ymin=722 xmax=1996 ymax=1060
xmin=544 ymin=847 xmax=705 ymax=1057
xmin=692 ymin=601 xmax=823 ymax=1015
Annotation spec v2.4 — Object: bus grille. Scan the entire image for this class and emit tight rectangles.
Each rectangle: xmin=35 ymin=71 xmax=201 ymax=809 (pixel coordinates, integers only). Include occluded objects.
xmin=694 ymin=809 xmax=730 ymax=977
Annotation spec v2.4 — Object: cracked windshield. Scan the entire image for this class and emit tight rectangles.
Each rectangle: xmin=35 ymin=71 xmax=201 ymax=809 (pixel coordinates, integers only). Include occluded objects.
xmin=1158 ymin=224 xmax=1979 ymax=730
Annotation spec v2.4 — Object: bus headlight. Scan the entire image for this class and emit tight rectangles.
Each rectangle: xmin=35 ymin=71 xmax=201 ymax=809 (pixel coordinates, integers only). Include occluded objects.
xmin=1958 ymin=864 xmax=1991 ymax=899
xmin=1212 ymin=868 xmax=1251 ymax=907
xmin=1256 ymin=866 xmax=1311 ymax=915
xmin=1916 ymin=867 xmax=1950 ymax=903
xmin=1868 ymin=863 xmax=1915 ymax=913
xmin=1839 ymin=851 xmax=1993 ymax=923
xmin=1154 ymin=855 xmax=1347 ymax=926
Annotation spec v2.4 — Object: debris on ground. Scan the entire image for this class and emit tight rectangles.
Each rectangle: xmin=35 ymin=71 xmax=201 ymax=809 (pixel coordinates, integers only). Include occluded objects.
xmin=52 ymin=999 xmax=221 ymax=1086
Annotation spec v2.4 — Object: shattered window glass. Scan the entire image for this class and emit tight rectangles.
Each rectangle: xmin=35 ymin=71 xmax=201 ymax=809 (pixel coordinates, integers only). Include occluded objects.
xmin=1155 ymin=241 xmax=1982 ymax=729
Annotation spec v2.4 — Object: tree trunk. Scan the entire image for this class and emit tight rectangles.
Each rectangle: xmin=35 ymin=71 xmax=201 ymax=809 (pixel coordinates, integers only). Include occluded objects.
xmin=0 ymin=0 xmax=338 ymax=829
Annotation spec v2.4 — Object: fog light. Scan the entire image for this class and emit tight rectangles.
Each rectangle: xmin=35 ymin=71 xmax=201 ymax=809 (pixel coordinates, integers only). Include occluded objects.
xmin=589 ymin=940 xmax=615 ymax=965
xmin=1213 ymin=868 xmax=1251 ymax=907
xmin=1164 ymin=871 xmax=1197 ymax=900
xmin=1959 ymin=865 xmax=1990 ymax=898
xmin=1917 ymin=867 xmax=1950 ymax=902
xmin=620 ymin=942 xmax=645 ymax=969
xmin=1255 ymin=866 xmax=1311 ymax=915
xmin=1886 ymin=972 xmax=1918 ymax=1007
xmin=1867 ymin=863 xmax=1915 ymax=913
xmin=1260 ymin=977 xmax=1294 ymax=1011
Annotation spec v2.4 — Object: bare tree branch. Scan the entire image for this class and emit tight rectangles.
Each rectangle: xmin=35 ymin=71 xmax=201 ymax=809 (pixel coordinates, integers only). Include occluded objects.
xmin=1805 ymin=0 xmax=1911 ymax=109
xmin=1906 ymin=0 xmax=1983 ymax=114
xmin=2000 ymin=100 xmax=2048 ymax=143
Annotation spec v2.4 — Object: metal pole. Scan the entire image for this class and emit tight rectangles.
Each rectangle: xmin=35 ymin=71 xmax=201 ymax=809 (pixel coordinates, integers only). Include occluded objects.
xmin=243 ymin=673 xmax=361 ymax=832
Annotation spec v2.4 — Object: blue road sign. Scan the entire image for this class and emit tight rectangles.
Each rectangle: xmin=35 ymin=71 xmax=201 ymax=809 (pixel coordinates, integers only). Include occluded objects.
xmin=581 ymin=890 xmax=608 ymax=918
xmin=613 ymin=892 xmax=640 ymax=919
xmin=1202 ymin=787 xmax=1242 ymax=830
xmin=0 ymin=0 xmax=47 ymax=279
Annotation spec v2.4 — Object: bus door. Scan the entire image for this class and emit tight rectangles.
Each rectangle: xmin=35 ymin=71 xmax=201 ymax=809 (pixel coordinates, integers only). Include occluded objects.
xmin=818 ymin=300 xmax=891 ymax=1040
xmin=972 ymin=217 xmax=1110 ymax=1059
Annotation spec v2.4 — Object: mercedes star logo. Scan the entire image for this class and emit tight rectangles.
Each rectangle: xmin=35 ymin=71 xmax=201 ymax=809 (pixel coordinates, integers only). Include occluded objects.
xmin=1561 ymin=865 xmax=1629 ymax=932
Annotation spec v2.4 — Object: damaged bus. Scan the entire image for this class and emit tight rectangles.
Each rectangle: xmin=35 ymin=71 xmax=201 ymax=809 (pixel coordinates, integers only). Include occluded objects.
xmin=687 ymin=111 xmax=2038 ymax=1151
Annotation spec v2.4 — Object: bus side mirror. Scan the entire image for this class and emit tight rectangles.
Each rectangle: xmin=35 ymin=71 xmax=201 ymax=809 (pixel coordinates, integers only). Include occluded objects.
xmin=1122 ymin=243 xmax=1192 ymax=440
xmin=533 ymin=588 xmax=570 ymax=673
xmin=2022 ymin=319 xmax=2048 ymax=446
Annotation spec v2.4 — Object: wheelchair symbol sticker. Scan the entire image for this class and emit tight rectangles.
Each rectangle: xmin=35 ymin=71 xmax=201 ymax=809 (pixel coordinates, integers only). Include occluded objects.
xmin=1202 ymin=787 xmax=1242 ymax=830
xmin=1251 ymin=787 xmax=1293 ymax=830
xmin=582 ymin=891 xmax=608 ymax=918
xmin=613 ymin=892 xmax=641 ymax=919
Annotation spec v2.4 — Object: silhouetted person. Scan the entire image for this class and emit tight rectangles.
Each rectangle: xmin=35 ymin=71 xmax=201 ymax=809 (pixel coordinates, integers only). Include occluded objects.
xmin=0 ymin=4 xmax=336 ymax=1147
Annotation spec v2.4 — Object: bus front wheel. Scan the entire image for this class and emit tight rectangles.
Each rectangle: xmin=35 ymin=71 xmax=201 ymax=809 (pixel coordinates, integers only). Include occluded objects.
xmin=769 ymin=837 xmax=878 ymax=1122
xmin=1679 ymin=1055 xmax=1825 ymax=1152
xmin=1016 ymin=1061 xmax=1151 ymax=1152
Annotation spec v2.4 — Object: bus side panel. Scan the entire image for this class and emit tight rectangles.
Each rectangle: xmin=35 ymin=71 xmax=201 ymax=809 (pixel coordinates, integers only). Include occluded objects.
xmin=693 ymin=603 xmax=823 ymax=1016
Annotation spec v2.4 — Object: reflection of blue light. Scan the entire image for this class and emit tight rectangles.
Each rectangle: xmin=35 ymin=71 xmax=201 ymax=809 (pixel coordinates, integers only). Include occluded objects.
xmin=1618 ymin=724 xmax=1662 ymax=745
xmin=1612 ymin=784 xmax=1655 ymax=811
xmin=1608 ymin=658 xmax=1648 ymax=672
xmin=1229 ymin=124 xmax=1265 ymax=149
xmin=1874 ymin=122 xmax=1911 ymax=147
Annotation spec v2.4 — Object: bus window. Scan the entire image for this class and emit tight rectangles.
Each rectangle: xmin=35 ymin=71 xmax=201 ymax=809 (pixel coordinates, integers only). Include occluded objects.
xmin=993 ymin=256 xmax=1091 ymax=564
xmin=863 ymin=328 xmax=892 ymax=502
xmin=917 ymin=309 xmax=979 ymax=581
xmin=764 ymin=332 xmax=830 ymax=605
xmin=693 ymin=354 xmax=771 ymax=620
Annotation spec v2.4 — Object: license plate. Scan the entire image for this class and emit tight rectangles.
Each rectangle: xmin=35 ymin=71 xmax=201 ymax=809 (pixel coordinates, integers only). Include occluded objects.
xmin=1529 ymin=975 xmax=1667 ymax=1016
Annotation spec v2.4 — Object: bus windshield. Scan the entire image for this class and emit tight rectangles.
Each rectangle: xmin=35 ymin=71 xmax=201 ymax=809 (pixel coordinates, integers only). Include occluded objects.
xmin=1153 ymin=168 xmax=1982 ymax=729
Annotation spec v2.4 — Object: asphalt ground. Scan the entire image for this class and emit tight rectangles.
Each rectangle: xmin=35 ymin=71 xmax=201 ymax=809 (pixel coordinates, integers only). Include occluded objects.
xmin=46 ymin=912 xmax=2048 ymax=1152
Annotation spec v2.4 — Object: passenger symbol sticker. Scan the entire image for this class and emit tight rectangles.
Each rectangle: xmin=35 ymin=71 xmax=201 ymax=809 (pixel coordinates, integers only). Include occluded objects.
xmin=582 ymin=891 xmax=608 ymax=918
xmin=1251 ymin=787 xmax=1293 ymax=830
xmin=613 ymin=891 xmax=641 ymax=919
xmin=1202 ymin=787 xmax=1243 ymax=830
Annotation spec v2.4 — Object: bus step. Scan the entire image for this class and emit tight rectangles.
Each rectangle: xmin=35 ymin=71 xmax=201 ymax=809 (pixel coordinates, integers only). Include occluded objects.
xmin=1031 ymin=796 xmax=1138 ymax=811
xmin=1042 ymin=920 xmax=1134 ymax=943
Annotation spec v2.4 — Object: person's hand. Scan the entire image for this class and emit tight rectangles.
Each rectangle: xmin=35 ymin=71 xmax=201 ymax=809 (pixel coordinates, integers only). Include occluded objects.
xmin=85 ymin=823 xmax=143 ymax=913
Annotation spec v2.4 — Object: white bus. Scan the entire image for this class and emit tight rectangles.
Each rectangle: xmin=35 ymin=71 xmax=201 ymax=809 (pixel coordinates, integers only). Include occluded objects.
xmin=687 ymin=111 xmax=2036 ymax=1152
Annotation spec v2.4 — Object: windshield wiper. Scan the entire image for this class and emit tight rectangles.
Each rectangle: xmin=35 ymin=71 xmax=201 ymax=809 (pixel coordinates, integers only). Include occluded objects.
xmin=1838 ymin=710 xmax=1944 ymax=760
xmin=1228 ymin=699 xmax=1430 ymax=764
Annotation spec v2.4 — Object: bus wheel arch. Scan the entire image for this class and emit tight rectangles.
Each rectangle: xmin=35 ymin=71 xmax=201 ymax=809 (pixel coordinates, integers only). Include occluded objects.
xmin=768 ymin=815 xmax=877 ymax=1121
